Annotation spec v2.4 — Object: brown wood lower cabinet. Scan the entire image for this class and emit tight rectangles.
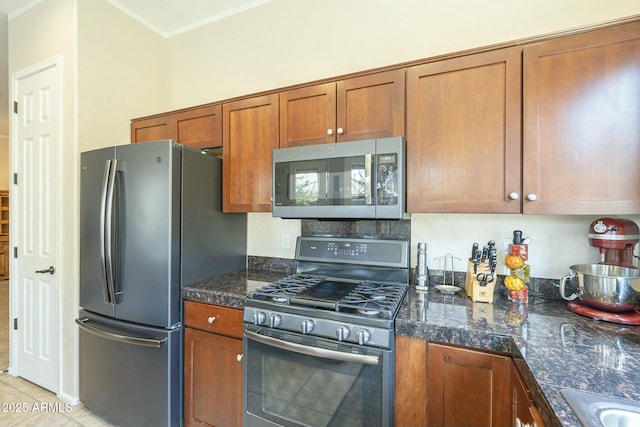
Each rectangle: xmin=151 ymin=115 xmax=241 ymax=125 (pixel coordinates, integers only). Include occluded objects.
xmin=184 ymin=301 xmax=243 ymax=427
xmin=396 ymin=336 xmax=513 ymax=427
xmin=512 ymin=362 xmax=546 ymax=427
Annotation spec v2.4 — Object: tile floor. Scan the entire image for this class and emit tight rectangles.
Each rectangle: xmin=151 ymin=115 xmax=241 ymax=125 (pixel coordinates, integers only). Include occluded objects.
xmin=0 ymin=281 xmax=116 ymax=426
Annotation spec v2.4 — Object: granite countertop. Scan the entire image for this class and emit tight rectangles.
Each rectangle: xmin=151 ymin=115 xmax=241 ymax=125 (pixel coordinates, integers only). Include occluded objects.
xmin=182 ymin=269 xmax=290 ymax=309
xmin=182 ymin=270 xmax=640 ymax=427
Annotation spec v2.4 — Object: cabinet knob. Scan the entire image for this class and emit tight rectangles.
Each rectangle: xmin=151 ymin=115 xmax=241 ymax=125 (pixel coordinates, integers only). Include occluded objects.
xmin=326 ymin=128 xmax=334 ymax=135
xmin=236 ymin=354 xmax=243 ymax=362
xmin=207 ymin=316 xmax=216 ymax=324
xmin=508 ymin=192 xmax=519 ymax=200
xmin=526 ymin=194 xmax=538 ymax=201
xmin=336 ymin=127 xmax=344 ymax=135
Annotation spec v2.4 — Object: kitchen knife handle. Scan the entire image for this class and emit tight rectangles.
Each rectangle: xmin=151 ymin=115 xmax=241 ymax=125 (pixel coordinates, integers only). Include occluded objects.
xmin=513 ymin=230 xmax=523 ymax=244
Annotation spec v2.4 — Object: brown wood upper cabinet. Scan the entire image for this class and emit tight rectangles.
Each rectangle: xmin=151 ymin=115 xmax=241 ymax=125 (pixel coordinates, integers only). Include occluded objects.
xmin=279 ymin=69 xmax=405 ymax=147
xmin=131 ymin=104 xmax=222 ymax=150
xmin=131 ymin=114 xmax=173 ymax=143
xmin=222 ymin=94 xmax=279 ymax=212
xmin=522 ymin=20 xmax=640 ymax=214
xmin=406 ymin=47 xmax=522 ymax=213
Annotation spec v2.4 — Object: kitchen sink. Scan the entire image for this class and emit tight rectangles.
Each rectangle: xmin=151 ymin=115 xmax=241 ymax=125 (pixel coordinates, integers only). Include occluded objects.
xmin=561 ymin=388 xmax=640 ymax=427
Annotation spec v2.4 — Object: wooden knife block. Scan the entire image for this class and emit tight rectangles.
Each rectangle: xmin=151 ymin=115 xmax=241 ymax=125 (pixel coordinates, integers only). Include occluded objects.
xmin=464 ymin=260 xmax=496 ymax=303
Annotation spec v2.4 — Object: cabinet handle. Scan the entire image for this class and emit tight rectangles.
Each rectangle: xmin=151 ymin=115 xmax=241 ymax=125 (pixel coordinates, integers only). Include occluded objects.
xmin=236 ymin=354 xmax=243 ymax=362
xmin=326 ymin=129 xmax=334 ymax=135
xmin=508 ymin=192 xmax=519 ymax=200
xmin=207 ymin=316 xmax=216 ymax=324
xmin=526 ymin=194 xmax=538 ymax=201
xmin=336 ymin=127 xmax=344 ymax=135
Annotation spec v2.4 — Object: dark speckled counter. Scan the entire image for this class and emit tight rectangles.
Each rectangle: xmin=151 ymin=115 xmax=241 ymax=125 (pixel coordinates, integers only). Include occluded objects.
xmin=182 ymin=269 xmax=290 ymax=308
xmin=397 ymin=287 xmax=640 ymax=427
xmin=182 ymin=271 xmax=640 ymax=427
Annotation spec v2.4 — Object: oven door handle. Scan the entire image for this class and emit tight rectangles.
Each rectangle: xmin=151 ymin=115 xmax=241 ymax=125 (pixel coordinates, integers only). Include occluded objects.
xmin=244 ymin=330 xmax=380 ymax=365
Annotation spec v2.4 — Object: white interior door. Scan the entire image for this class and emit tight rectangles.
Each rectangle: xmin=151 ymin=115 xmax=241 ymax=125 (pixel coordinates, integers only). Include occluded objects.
xmin=10 ymin=58 xmax=60 ymax=392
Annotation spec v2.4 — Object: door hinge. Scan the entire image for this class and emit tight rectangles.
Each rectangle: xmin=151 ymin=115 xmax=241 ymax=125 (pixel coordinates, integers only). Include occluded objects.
xmin=13 ymin=247 xmax=17 ymax=258
xmin=13 ymin=318 xmax=17 ymax=330
xmin=13 ymin=173 xmax=17 ymax=185
xmin=13 ymin=101 xmax=17 ymax=114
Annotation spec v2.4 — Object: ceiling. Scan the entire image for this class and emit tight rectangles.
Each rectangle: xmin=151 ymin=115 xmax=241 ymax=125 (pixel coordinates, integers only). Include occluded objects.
xmin=0 ymin=0 xmax=272 ymax=137
xmin=0 ymin=0 xmax=271 ymax=36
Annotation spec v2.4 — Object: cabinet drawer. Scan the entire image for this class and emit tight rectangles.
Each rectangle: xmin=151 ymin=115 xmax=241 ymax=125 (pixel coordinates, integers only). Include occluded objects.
xmin=184 ymin=300 xmax=243 ymax=338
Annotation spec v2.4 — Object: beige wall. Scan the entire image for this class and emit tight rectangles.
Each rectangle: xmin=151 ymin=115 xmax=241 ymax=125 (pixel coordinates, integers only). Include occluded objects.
xmin=164 ymin=0 xmax=640 ymax=110
xmin=8 ymin=0 xmax=165 ymax=402
xmin=5 ymin=0 xmax=640 ymax=404
xmin=162 ymin=0 xmax=640 ymax=278
xmin=9 ymin=0 xmax=78 ymax=403
xmin=77 ymin=0 xmax=165 ymax=151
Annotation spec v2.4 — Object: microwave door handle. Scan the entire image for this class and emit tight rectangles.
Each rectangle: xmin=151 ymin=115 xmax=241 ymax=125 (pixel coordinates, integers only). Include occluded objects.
xmin=104 ymin=159 xmax=117 ymax=304
xmin=244 ymin=330 xmax=380 ymax=365
xmin=365 ymin=153 xmax=372 ymax=205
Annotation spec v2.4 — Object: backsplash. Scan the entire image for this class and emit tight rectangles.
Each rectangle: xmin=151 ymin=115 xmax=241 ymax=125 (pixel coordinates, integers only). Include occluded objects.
xmin=253 ymin=217 xmax=563 ymax=300
xmin=301 ymin=219 xmax=411 ymax=241
xmin=248 ymin=255 xmax=296 ymax=273
xmin=427 ymin=269 xmax=562 ymax=301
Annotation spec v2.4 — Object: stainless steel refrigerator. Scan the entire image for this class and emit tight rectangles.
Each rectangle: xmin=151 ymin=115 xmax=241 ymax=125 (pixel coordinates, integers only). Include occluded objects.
xmin=76 ymin=140 xmax=246 ymax=427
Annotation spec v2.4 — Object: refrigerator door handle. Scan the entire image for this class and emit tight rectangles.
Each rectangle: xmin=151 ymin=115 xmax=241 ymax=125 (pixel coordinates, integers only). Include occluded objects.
xmin=99 ymin=160 xmax=112 ymax=304
xmin=103 ymin=159 xmax=117 ymax=304
xmin=75 ymin=317 xmax=166 ymax=348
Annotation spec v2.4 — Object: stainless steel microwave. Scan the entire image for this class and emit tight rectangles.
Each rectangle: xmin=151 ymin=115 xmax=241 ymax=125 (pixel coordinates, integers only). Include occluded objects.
xmin=272 ymin=136 xmax=405 ymax=219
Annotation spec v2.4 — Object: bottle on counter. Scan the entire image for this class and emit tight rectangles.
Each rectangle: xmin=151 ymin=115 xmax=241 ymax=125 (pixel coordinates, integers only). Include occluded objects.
xmin=415 ymin=242 xmax=429 ymax=290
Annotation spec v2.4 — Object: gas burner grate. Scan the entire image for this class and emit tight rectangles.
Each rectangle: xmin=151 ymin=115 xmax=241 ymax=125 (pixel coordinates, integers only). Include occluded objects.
xmin=248 ymin=275 xmax=408 ymax=319
xmin=339 ymin=281 xmax=408 ymax=319
xmin=249 ymin=274 xmax=324 ymax=303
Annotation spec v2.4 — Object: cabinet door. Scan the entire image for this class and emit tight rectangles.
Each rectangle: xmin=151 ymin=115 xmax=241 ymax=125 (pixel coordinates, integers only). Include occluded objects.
xmin=406 ymin=47 xmax=522 ymax=213
xmin=337 ymin=69 xmax=405 ymax=142
xmin=395 ymin=335 xmax=428 ymax=427
xmin=522 ymin=21 xmax=640 ymax=214
xmin=512 ymin=363 xmax=534 ymax=426
xmin=131 ymin=114 xmax=175 ymax=143
xmin=427 ymin=343 xmax=511 ymax=427
xmin=175 ymin=104 xmax=223 ymax=149
xmin=280 ymin=83 xmax=336 ymax=147
xmin=223 ymin=94 xmax=279 ymax=212
xmin=184 ymin=327 xmax=243 ymax=427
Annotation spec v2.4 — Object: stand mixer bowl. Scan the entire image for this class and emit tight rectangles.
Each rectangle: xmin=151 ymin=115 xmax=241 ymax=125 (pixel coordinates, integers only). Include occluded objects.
xmin=560 ymin=264 xmax=640 ymax=312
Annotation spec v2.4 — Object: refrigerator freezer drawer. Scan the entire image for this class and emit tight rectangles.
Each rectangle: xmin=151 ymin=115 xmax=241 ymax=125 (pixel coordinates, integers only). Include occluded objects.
xmin=78 ymin=311 xmax=182 ymax=427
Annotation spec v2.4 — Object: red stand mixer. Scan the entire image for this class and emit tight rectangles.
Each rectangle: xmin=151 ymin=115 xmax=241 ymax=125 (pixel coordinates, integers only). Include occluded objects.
xmin=563 ymin=218 xmax=640 ymax=324
xmin=588 ymin=218 xmax=639 ymax=269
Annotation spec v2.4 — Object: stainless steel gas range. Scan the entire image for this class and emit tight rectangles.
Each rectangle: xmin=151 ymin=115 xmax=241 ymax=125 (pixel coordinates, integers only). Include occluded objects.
xmin=243 ymin=236 xmax=409 ymax=427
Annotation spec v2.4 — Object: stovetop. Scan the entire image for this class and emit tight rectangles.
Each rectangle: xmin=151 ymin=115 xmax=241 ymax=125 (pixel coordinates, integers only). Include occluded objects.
xmin=247 ymin=273 xmax=407 ymax=320
xmin=243 ymin=237 xmax=410 ymax=348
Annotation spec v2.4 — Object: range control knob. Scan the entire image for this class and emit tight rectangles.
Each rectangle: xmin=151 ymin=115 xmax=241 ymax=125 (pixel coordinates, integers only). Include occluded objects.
xmin=336 ymin=326 xmax=351 ymax=341
xmin=268 ymin=314 xmax=282 ymax=328
xmin=301 ymin=319 xmax=314 ymax=334
xmin=356 ymin=329 xmax=371 ymax=345
xmin=253 ymin=311 xmax=266 ymax=325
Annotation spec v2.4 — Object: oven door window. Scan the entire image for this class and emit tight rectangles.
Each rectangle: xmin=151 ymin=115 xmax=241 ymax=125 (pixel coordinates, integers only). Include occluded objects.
xmin=245 ymin=330 xmax=389 ymax=427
